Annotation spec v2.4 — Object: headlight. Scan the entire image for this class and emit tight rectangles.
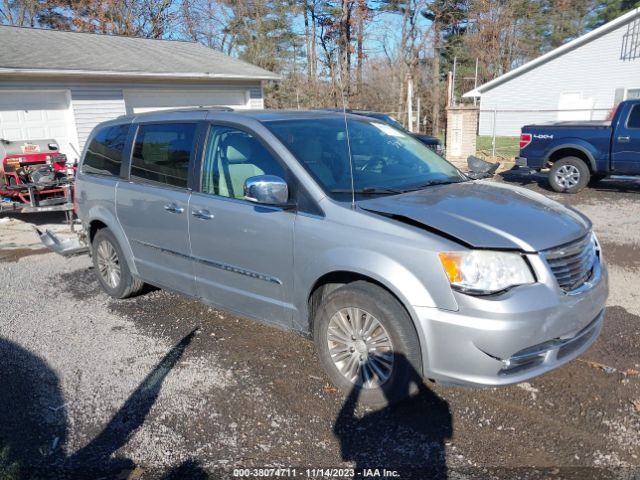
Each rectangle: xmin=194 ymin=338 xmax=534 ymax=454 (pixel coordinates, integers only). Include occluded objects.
xmin=438 ymin=250 xmax=535 ymax=295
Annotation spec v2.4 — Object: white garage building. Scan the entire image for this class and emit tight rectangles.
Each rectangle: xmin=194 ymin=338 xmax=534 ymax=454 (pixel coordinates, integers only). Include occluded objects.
xmin=0 ymin=26 xmax=278 ymax=161
xmin=464 ymin=8 xmax=640 ymax=136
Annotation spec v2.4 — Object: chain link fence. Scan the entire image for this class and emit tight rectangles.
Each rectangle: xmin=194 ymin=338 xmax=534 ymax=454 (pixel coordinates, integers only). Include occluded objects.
xmin=348 ymin=106 xmax=618 ymax=164
xmin=476 ymin=107 xmax=615 ymax=160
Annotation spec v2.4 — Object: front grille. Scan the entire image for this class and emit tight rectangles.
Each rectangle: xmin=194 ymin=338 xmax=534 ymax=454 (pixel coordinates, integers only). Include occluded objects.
xmin=542 ymin=234 xmax=597 ymax=292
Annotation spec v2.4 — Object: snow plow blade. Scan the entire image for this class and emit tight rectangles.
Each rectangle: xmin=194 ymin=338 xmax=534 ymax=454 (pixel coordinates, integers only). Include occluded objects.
xmin=34 ymin=227 xmax=88 ymax=256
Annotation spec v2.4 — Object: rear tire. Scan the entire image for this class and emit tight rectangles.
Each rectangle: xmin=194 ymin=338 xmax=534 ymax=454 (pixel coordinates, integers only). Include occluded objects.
xmin=549 ymin=157 xmax=590 ymax=193
xmin=92 ymin=228 xmax=144 ymax=299
xmin=313 ymin=281 xmax=422 ymax=407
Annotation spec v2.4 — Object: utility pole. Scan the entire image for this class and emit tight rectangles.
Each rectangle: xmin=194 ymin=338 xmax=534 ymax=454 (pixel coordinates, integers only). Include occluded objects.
xmin=451 ymin=56 xmax=457 ymax=106
xmin=407 ymin=74 xmax=414 ymax=132
xmin=473 ymin=58 xmax=479 ymax=106
xmin=416 ymin=96 xmax=421 ymax=134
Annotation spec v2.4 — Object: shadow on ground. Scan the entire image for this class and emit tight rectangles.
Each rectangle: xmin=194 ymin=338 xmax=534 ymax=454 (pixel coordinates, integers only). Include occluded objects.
xmin=333 ymin=354 xmax=452 ymax=479
xmin=0 ymin=211 xmax=70 ymax=227
xmin=0 ymin=330 xmax=207 ymax=479
xmin=499 ymin=167 xmax=640 ymax=195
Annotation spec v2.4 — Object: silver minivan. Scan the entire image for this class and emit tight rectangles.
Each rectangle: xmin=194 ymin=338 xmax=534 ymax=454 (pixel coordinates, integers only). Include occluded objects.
xmin=76 ymin=109 xmax=608 ymax=406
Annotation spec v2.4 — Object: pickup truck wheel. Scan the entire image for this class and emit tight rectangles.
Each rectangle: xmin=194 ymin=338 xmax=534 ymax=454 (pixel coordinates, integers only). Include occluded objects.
xmin=313 ymin=281 xmax=422 ymax=407
xmin=549 ymin=157 xmax=590 ymax=193
xmin=92 ymin=228 xmax=144 ymax=299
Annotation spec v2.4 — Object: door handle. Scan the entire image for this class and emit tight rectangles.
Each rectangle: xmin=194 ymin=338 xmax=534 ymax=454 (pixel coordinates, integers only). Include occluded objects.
xmin=192 ymin=209 xmax=215 ymax=220
xmin=618 ymin=135 xmax=631 ymax=143
xmin=163 ymin=203 xmax=184 ymax=214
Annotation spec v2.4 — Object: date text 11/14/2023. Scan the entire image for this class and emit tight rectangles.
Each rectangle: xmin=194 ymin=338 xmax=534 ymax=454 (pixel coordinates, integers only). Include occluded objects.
xmin=233 ymin=468 xmax=401 ymax=478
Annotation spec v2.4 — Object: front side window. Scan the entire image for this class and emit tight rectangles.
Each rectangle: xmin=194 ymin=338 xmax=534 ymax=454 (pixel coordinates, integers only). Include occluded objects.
xmin=82 ymin=124 xmax=129 ymax=176
xmin=264 ymin=117 xmax=464 ymax=198
xmin=201 ymin=126 xmax=285 ymax=199
xmin=130 ymin=123 xmax=197 ymax=188
xmin=627 ymin=105 xmax=640 ymax=128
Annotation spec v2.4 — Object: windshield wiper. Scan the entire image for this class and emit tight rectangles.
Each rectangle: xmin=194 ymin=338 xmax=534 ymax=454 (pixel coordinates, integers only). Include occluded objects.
xmin=330 ymin=186 xmax=404 ymax=195
xmin=400 ymin=178 xmax=466 ymax=192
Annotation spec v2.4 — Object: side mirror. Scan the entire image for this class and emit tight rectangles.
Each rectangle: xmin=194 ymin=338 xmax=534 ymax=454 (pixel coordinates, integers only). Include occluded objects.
xmin=244 ymin=175 xmax=289 ymax=206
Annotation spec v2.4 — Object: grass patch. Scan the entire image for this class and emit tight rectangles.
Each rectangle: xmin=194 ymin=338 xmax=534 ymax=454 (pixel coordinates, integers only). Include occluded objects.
xmin=476 ymin=136 xmax=520 ymax=159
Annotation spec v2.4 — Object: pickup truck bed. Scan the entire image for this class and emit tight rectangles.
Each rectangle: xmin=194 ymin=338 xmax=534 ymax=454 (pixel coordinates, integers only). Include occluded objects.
xmin=518 ymin=99 xmax=640 ymax=193
xmin=526 ymin=121 xmax=611 ymax=127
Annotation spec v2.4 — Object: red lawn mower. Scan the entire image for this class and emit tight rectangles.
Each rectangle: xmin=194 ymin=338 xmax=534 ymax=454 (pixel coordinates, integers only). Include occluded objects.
xmin=0 ymin=138 xmax=76 ymax=214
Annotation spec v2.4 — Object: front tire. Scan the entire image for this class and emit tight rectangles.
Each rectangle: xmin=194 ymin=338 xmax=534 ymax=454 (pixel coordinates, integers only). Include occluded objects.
xmin=549 ymin=157 xmax=590 ymax=193
xmin=313 ymin=281 xmax=422 ymax=407
xmin=92 ymin=228 xmax=144 ymax=299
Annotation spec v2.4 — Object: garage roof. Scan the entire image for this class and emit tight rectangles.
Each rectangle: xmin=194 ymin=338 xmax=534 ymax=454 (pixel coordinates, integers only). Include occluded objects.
xmin=0 ymin=26 xmax=279 ymax=81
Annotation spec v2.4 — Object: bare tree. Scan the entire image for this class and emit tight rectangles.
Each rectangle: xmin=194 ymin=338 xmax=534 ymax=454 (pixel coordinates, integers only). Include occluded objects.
xmin=0 ymin=0 xmax=42 ymax=26
xmin=380 ymin=0 xmax=430 ymax=128
xmin=355 ymin=0 xmax=368 ymax=91
xmin=180 ymin=0 xmax=234 ymax=53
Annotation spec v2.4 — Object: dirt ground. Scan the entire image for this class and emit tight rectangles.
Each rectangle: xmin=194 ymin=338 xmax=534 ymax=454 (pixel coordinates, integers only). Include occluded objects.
xmin=0 ymin=172 xmax=639 ymax=480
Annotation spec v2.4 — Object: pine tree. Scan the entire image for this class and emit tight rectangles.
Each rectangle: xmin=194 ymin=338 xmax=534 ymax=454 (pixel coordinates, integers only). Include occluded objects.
xmin=590 ymin=0 xmax=640 ymax=27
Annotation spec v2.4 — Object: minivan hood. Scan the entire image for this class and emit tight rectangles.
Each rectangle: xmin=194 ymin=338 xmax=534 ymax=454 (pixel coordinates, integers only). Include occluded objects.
xmin=359 ymin=181 xmax=591 ymax=252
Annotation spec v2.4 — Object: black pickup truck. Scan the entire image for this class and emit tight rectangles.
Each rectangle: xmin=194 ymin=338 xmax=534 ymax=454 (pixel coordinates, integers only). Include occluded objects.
xmin=517 ymin=99 xmax=640 ymax=193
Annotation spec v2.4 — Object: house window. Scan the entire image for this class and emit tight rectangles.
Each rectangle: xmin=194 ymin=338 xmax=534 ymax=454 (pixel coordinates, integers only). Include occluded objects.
xmin=621 ymin=18 xmax=640 ymax=61
xmin=626 ymin=88 xmax=640 ymax=100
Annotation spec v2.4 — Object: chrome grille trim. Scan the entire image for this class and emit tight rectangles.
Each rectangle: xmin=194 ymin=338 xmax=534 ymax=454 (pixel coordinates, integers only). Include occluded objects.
xmin=542 ymin=234 xmax=598 ymax=292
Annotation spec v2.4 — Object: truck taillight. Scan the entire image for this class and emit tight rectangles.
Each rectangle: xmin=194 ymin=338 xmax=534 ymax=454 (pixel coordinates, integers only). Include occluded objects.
xmin=519 ymin=133 xmax=532 ymax=150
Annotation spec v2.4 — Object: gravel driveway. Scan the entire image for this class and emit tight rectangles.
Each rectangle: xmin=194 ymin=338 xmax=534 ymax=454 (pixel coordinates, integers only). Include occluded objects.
xmin=1 ymin=173 xmax=639 ymax=480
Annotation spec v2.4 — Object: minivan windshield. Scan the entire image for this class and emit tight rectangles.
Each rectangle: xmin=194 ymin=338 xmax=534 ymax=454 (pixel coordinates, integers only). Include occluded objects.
xmin=264 ymin=117 xmax=465 ymax=199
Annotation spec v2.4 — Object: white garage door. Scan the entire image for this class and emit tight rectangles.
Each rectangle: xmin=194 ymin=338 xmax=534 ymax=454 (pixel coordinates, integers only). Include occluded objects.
xmin=0 ymin=91 xmax=76 ymax=158
xmin=124 ymin=89 xmax=249 ymax=114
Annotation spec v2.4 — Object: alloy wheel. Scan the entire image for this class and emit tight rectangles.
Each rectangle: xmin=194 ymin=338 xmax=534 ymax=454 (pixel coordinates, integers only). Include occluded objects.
xmin=96 ymin=240 xmax=121 ymax=289
xmin=327 ymin=307 xmax=394 ymax=388
xmin=554 ymin=164 xmax=581 ymax=189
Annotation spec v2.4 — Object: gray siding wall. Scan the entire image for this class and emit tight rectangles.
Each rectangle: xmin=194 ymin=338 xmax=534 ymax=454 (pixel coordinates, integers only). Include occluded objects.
xmin=71 ymin=88 xmax=126 ymax=150
xmin=478 ymin=16 xmax=640 ymax=136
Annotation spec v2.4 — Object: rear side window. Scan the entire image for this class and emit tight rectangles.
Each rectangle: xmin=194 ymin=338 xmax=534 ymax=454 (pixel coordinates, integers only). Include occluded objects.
xmin=82 ymin=124 xmax=129 ymax=176
xmin=130 ymin=123 xmax=197 ymax=188
xmin=627 ymin=105 xmax=640 ymax=128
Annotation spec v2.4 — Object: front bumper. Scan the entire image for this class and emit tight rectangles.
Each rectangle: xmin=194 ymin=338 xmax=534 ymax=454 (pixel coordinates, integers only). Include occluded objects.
xmin=413 ymin=255 xmax=608 ymax=387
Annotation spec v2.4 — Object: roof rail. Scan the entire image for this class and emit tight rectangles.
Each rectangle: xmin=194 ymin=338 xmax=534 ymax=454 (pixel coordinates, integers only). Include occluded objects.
xmin=116 ymin=106 xmax=236 ymax=119
xmin=199 ymin=106 xmax=235 ymax=111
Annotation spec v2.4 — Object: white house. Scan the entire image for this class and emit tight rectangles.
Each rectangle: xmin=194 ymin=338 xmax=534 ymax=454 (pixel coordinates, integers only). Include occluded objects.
xmin=464 ymin=8 xmax=640 ymax=137
xmin=0 ymin=26 xmax=278 ymax=161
